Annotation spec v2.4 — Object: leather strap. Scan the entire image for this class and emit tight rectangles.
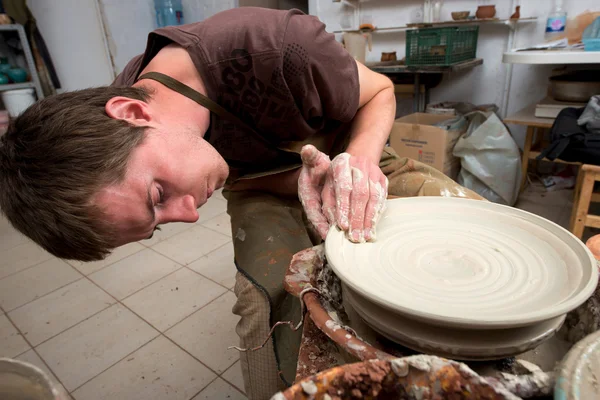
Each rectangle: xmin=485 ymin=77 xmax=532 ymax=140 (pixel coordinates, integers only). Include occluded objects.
xmin=137 ymin=71 xmax=271 ymax=146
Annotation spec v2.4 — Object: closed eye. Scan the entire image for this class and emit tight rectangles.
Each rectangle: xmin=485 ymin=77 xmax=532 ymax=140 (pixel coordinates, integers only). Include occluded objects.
xmin=156 ymin=186 xmax=164 ymax=205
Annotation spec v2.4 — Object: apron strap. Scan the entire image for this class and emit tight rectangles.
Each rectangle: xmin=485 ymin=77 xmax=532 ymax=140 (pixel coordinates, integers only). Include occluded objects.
xmin=136 ymin=71 xmax=272 ymax=147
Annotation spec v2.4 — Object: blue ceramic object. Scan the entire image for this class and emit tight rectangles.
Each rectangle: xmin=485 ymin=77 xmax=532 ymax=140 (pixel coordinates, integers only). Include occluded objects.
xmin=6 ymin=68 xmax=27 ymax=83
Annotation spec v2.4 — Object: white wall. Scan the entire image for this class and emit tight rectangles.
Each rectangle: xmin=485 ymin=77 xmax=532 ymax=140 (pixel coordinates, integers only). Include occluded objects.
xmin=28 ymin=0 xmax=114 ymax=91
xmin=100 ymin=0 xmax=239 ymax=74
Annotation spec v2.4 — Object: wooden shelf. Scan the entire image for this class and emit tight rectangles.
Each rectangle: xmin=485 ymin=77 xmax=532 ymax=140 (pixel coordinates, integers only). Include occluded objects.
xmin=367 ymin=58 xmax=483 ymax=74
xmin=504 ymin=103 xmax=555 ymax=129
xmin=333 ymin=17 xmax=536 ymax=34
xmin=0 ymin=82 xmax=35 ymax=92
xmin=528 ymin=150 xmax=581 ymax=166
xmin=406 ymin=17 xmax=537 ymax=29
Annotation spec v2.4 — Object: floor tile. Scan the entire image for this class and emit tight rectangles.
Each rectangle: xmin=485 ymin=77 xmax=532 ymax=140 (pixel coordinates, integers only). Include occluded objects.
xmin=0 ymin=228 xmax=28 ymax=253
xmin=152 ymin=226 xmax=230 ymax=266
xmin=213 ymin=188 xmax=226 ymax=202
xmin=193 ymin=378 xmax=246 ymax=400
xmin=519 ymin=185 xmax=574 ymax=207
xmin=188 ymin=243 xmax=236 ymax=289
xmin=36 ymin=304 xmax=158 ymax=391
xmin=67 ymin=242 xmax=145 ymax=275
xmin=514 ymin=199 xmax=564 ymax=224
xmin=0 ymin=313 xmax=30 ymax=358
xmin=16 ymin=349 xmax=69 ymax=398
xmin=89 ymin=249 xmax=181 ymax=300
xmin=140 ymin=222 xmax=196 ymax=247
xmin=72 ymin=336 xmax=216 ymax=400
xmin=165 ymin=292 xmax=239 ymax=373
xmin=10 ymin=279 xmax=116 ymax=346
xmin=0 ymin=258 xmax=81 ymax=311
xmin=123 ymin=268 xmax=227 ymax=332
xmin=557 ymin=207 xmax=573 ymax=230
xmin=222 ymin=360 xmax=245 ymax=394
xmin=0 ymin=241 xmax=53 ymax=280
xmin=197 ymin=198 xmax=227 ymax=223
xmin=202 ymin=213 xmax=232 ymax=237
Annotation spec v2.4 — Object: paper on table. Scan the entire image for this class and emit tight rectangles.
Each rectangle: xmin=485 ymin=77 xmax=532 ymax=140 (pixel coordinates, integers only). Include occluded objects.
xmin=513 ymin=38 xmax=569 ymax=51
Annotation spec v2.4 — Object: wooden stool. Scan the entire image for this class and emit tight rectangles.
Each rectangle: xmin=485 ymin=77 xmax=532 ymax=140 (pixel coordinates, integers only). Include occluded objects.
xmin=570 ymin=164 xmax=600 ymax=239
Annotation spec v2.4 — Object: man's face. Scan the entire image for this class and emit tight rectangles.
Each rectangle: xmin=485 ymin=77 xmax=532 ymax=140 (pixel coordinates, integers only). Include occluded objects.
xmin=93 ymin=127 xmax=229 ymax=245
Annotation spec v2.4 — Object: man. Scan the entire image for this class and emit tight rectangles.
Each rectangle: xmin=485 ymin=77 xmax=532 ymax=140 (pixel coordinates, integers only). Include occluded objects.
xmin=0 ymin=7 xmax=478 ymax=399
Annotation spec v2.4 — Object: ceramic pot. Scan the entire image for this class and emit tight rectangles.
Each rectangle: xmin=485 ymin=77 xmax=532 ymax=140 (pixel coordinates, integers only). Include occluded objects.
xmin=0 ymin=358 xmax=70 ymax=399
xmin=6 ymin=68 xmax=27 ymax=83
xmin=452 ymin=11 xmax=470 ymax=21
xmin=343 ymin=32 xmax=372 ymax=64
xmin=476 ymin=5 xmax=496 ymax=19
xmin=510 ymin=5 xmax=521 ymax=20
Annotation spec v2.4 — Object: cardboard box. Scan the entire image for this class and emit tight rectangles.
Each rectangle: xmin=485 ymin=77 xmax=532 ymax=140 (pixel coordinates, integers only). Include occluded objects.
xmin=389 ymin=113 xmax=464 ymax=179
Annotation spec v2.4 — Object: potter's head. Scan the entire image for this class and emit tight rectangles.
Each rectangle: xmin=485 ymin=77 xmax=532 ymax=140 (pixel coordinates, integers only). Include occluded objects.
xmin=0 ymin=86 xmax=228 ymax=261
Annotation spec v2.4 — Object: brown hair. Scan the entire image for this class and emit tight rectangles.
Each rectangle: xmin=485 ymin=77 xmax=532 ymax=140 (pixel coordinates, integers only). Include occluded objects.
xmin=0 ymin=86 xmax=152 ymax=261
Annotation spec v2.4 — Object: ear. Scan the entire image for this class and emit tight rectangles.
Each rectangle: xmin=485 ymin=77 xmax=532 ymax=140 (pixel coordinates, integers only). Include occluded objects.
xmin=105 ymin=96 xmax=152 ymax=126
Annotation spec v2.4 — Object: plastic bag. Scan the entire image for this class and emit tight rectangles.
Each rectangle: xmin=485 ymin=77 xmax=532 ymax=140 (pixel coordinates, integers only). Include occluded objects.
xmin=453 ymin=111 xmax=522 ymax=206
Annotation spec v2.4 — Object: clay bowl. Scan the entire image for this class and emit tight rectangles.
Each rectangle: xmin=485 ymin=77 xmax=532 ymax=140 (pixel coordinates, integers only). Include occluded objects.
xmin=325 ymin=197 xmax=598 ymax=330
xmin=452 ymin=11 xmax=470 ymax=21
xmin=476 ymin=5 xmax=496 ymax=19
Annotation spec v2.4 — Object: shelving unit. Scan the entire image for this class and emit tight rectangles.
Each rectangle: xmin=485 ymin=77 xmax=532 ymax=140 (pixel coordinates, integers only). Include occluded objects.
xmin=406 ymin=17 xmax=537 ymax=30
xmin=503 ymin=50 xmax=600 ymax=65
xmin=0 ymin=24 xmax=44 ymax=100
xmin=333 ymin=17 xmax=537 ymax=34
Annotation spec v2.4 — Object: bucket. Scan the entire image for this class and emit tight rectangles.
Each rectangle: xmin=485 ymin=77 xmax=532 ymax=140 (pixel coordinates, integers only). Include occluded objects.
xmin=0 ymin=358 xmax=69 ymax=400
xmin=1 ymin=88 xmax=36 ymax=117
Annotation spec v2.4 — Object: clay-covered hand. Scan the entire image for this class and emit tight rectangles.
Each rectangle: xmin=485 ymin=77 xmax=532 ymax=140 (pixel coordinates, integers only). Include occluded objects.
xmin=298 ymin=145 xmax=332 ymax=240
xmin=298 ymin=145 xmax=388 ymax=242
xmin=323 ymin=152 xmax=388 ymax=242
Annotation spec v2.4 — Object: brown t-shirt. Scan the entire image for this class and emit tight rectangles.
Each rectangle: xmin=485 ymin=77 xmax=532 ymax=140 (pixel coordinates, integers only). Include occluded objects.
xmin=113 ymin=7 xmax=359 ymax=180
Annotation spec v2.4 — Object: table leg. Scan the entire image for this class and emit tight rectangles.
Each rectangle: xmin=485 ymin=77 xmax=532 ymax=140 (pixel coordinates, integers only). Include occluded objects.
xmin=425 ymin=86 xmax=430 ymax=111
xmin=570 ymin=166 xmax=584 ymax=232
xmin=520 ymin=126 xmax=535 ymax=193
xmin=413 ymin=73 xmax=421 ymax=113
xmin=572 ymin=169 xmax=595 ymax=239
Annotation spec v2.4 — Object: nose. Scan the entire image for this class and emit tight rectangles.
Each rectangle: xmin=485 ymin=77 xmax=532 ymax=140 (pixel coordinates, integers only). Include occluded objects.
xmin=161 ymin=195 xmax=199 ymax=223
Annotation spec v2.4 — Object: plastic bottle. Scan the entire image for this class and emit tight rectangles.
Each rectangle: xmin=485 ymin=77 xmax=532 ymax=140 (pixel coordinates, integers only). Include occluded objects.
xmin=154 ymin=0 xmax=184 ymax=28
xmin=545 ymin=0 xmax=567 ymax=41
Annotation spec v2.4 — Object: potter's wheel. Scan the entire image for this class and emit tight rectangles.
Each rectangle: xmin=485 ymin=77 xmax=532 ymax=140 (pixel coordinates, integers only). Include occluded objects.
xmin=345 ymin=284 xmax=565 ymax=361
xmin=326 ymin=198 xmax=597 ymax=329
xmin=325 ymin=197 xmax=597 ymax=361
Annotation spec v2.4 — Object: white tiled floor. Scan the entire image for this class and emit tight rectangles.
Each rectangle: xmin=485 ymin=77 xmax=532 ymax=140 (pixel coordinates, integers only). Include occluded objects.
xmin=0 ymin=185 xmax=594 ymax=399
xmin=0 ymin=193 xmax=246 ymax=399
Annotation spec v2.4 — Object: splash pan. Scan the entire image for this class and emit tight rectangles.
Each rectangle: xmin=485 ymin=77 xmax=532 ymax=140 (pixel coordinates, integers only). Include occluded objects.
xmin=325 ymin=198 xmax=597 ymax=329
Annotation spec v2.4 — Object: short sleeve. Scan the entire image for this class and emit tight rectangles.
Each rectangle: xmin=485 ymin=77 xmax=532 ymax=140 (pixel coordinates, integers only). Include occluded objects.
xmin=282 ymin=12 xmax=359 ymax=124
xmin=111 ymin=54 xmax=144 ymax=87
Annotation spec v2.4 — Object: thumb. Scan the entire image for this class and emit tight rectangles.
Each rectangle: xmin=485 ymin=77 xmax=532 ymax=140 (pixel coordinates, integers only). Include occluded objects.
xmin=301 ymin=145 xmax=329 ymax=168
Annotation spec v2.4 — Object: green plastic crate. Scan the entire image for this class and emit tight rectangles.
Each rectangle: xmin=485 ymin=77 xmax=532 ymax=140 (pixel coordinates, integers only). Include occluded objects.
xmin=405 ymin=26 xmax=479 ymax=66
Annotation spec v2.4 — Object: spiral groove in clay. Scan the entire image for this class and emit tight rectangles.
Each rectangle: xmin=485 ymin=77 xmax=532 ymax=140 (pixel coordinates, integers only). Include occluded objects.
xmin=326 ymin=198 xmax=597 ymax=328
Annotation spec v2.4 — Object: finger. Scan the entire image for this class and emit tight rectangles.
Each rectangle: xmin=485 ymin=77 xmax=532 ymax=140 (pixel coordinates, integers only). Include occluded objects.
xmin=321 ymin=173 xmax=336 ymax=226
xmin=300 ymin=144 xmax=329 ymax=169
xmin=363 ymin=173 xmax=388 ymax=241
xmin=332 ymin=153 xmax=352 ymax=230
xmin=348 ymin=161 xmax=370 ymax=243
xmin=298 ymin=168 xmax=330 ymax=239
